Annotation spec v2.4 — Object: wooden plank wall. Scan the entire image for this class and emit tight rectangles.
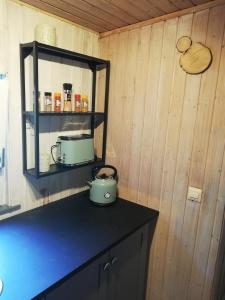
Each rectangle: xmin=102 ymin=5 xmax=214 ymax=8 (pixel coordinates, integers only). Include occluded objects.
xmin=0 ymin=0 xmax=99 ymax=220
xmin=100 ymin=4 xmax=225 ymax=300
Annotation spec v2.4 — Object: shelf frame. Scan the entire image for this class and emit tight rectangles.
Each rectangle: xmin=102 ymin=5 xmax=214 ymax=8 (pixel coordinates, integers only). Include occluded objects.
xmin=20 ymin=41 xmax=110 ymax=178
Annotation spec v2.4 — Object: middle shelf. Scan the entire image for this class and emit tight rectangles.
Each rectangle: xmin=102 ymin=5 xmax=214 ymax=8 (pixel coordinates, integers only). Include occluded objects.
xmin=24 ymin=111 xmax=105 ymax=129
xmin=26 ymin=157 xmax=104 ymax=178
xmin=24 ymin=111 xmax=105 ymax=117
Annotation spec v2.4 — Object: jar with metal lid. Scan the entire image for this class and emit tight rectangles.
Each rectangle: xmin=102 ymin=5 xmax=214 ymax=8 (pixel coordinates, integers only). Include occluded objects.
xmin=44 ymin=92 xmax=52 ymax=112
xmin=54 ymin=92 xmax=61 ymax=112
xmin=75 ymin=94 xmax=81 ymax=112
xmin=63 ymin=83 xmax=72 ymax=112
xmin=81 ymin=95 xmax=89 ymax=112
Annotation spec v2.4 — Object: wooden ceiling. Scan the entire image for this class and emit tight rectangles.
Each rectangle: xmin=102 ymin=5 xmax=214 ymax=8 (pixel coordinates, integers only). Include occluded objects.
xmin=21 ymin=0 xmax=215 ymax=33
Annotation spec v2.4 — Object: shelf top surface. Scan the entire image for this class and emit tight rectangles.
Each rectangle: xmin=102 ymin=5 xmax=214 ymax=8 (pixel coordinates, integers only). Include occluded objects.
xmin=26 ymin=160 xmax=103 ymax=178
xmin=24 ymin=111 xmax=105 ymax=116
xmin=21 ymin=41 xmax=110 ymax=67
xmin=0 ymin=191 xmax=158 ymax=300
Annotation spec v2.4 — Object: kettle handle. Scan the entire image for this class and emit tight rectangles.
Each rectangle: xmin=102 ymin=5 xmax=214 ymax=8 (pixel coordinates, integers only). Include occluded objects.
xmin=92 ymin=165 xmax=117 ymax=179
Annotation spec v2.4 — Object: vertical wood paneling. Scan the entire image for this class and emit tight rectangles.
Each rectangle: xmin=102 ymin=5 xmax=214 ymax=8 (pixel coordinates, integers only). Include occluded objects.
xmin=100 ymin=4 xmax=225 ymax=299
xmin=127 ymin=24 xmax=151 ymax=202
xmin=165 ymin=9 xmax=209 ymax=300
xmin=146 ymin=18 xmax=178 ymax=211
xmin=117 ymin=28 xmax=140 ymax=197
xmin=160 ymin=12 xmax=193 ymax=300
xmin=104 ymin=32 xmax=121 ymax=164
xmin=0 ymin=0 xmax=99 ymax=220
xmin=105 ymin=33 xmax=121 ymax=158
xmin=104 ymin=30 xmax=129 ymax=170
xmin=138 ymin=22 xmax=164 ymax=207
xmin=148 ymin=17 xmax=178 ymax=300
xmin=186 ymin=6 xmax=225 ymax=300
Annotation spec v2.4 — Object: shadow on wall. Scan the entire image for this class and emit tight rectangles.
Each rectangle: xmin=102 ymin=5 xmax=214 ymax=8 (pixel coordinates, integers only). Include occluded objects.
xmin=147 ymin=212 xmax=206 ymax=300
xmin=26 ymin=165 xmax=92 ymax=201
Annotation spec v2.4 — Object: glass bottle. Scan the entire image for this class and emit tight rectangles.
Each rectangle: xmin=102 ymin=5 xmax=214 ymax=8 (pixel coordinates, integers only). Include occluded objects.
xmin=63 ymin=83 xmax=72 ymax=112
xmin=44 ymin=92 xmax=52 ymax=112
xmin=54 ymin=92 xmax=61 ymax=112
xmin=81 ymin=95 xmax=88 ymax=112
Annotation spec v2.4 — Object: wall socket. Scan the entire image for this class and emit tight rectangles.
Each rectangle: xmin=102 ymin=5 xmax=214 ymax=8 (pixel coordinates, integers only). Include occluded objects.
xmin=187 ymin=186 xmax=202 ymax=203
xmin=0 ymin=148 xmax=5 ymax=169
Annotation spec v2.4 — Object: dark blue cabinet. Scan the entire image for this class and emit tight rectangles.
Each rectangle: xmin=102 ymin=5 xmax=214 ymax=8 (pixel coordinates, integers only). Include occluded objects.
xmin=46 ymin=253 xmax=108 ymax=300
xmin=45 ymin=223 xmax=153 ymax=300
xmin=108 ymin=225 xmax=150 ymax=300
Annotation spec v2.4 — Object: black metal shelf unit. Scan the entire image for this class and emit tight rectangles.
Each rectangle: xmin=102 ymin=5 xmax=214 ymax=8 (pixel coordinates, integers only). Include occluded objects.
xmin=20 ymin=41 xmax=110 ymax=179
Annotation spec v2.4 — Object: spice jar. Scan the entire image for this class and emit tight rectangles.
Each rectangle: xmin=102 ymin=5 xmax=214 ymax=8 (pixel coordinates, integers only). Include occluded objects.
xmin=63 ymin=83 xmax=72 ymax=112
xmin=54 ymin=92 xmax=61 ymax=112
xmin=81 ymin=95 xmax=89 ymax=112
xmin=74 ymin=94 xmax=81 ymax=112
xmin=44 ymin=92 xmax=52 ymax=112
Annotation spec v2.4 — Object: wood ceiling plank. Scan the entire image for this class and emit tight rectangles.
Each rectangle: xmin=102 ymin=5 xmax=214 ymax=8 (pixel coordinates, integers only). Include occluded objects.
xmin=42 ymin=0 xmax=116 ymax=30
xmin=148 ymin=0 xmax=178 ymax=13
xmin=20 ymin=0 xmax=219 ymax=34
xmin=125 ymin=0 xmax=165 ymax=17
xmin=191 ymin=0 xmax=211 ymax=4
xmin=61 ymin=0 xmax=128 ymax=27
xmin=169 ymin=0 xmax=197 ymax=9
xmin=100 ymin=0 xmax=225 ymax=37
xmin=109 ymin=0 xmax=155 ymax=20
xmin=21 ymin=0 xmax=105 ymax=31
xmin=82 ymin=0 xmax=139 ymax=24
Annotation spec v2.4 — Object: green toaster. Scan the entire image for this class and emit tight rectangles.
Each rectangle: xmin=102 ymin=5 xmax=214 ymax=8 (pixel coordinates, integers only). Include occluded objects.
xmin=55 ymin=134 xmax=94 ymax=166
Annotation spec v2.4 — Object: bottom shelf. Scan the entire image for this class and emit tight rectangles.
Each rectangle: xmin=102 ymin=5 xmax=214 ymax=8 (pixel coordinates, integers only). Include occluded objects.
xmin=25 ymin=158 xmax=104 ymax=178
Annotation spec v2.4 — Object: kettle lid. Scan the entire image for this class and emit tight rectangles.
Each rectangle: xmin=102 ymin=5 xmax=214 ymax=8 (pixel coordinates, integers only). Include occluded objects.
xmin=96 ymin=173 xmax=113 ymax=180
xmin=58 ymin=134 xmax=92 ymax=141
xmin=92 ymin=165 xmax=117 ymax=180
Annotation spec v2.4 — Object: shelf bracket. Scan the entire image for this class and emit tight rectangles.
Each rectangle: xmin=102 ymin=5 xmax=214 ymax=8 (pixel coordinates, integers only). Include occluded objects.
xmin=94 ymin=114 xmax=105 ymax=128
xmin=88 ymin=63 xmax=96 ymax=72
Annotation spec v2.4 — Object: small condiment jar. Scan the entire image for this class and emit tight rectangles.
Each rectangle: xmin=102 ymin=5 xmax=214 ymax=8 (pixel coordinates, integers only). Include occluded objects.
xmin=54 ymin=92 xmax=61 ymax=112
xmin=63 ymin=83 xmax=72 ymax=112
xmin=81 ymin=95 xmax=89 ymax=112
xmin=44 ymin=92 xmax=52 ymax=112
xmin=75 ymin=94 xmax=81 ymax=112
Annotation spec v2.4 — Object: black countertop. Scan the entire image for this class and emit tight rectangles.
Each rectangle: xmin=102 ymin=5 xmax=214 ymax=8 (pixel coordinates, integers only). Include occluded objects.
xmin=0 ymin=191 xmax=158 ymax=300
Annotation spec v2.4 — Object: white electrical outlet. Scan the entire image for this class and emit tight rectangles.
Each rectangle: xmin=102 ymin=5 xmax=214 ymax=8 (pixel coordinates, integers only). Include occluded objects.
xmin=187 ymin=186 xmax=202 ymax=203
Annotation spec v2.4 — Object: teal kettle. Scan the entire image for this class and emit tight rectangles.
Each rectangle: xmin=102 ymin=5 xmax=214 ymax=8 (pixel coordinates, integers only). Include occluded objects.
xmin=88 ymin=165 xmax=118 ymax=206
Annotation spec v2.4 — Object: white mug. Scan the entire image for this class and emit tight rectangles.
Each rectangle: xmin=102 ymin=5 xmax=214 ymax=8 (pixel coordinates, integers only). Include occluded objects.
xmin=40 ymin=153 xmax=50 ymax=172
xmin=35 ymin=24 xmax=56 ymax=46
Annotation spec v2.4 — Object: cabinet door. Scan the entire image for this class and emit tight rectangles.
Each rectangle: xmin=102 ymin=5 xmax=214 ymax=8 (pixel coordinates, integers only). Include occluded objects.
xmin=108 ymin=224 xmax=150 ymax=300
xmin=46 ymin=254 xmax=108 ymax=300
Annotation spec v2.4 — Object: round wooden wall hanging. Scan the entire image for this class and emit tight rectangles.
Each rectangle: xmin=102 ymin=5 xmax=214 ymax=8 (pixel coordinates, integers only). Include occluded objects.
xmin=176 ymin=36 xmax=192 ymax=52
xmin=176 ymin=36 xmax=212 ymax=74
